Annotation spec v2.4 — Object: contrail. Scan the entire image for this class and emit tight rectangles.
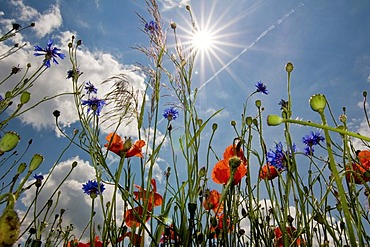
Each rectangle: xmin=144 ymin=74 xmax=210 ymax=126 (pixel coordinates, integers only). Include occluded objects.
xmin=198 ymin=3 xmax=304 ymax=92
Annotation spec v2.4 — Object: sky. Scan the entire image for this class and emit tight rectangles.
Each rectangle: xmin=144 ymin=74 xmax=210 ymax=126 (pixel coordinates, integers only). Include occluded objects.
xmin=0 ymin=0 xmax=370 ymax=245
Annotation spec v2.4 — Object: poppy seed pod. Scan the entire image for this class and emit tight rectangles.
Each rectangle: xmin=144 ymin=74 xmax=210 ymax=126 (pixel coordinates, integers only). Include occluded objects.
xmin=0 ymin=195 xmax=20 ymax=246
xmin=17 ymin=163 xmax=27 ymax=174
xmin=29 ymin=154 xmax=44 ymax=172
xmin=285 ymin=62 xmax=294 ymax=73
xmin=0 ymin=131 xmax=20 ymax=155
xmin=309 ymin=94 xmax=326 ymax=113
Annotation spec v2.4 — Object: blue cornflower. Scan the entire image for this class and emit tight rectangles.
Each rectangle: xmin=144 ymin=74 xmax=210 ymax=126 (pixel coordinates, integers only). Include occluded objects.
xmin=33 ymin=174 xmax=44 ymax=181
xmin=84 ymin=81 xmax=98 ymax=94
xmin=302 ymin=131 xmax=324 ymax=155
xmin=66 ymin=68 xmax=80 ymax=79
xmin=81 ymin=97 xmax=106 ymax=116
xmin=255 ymin=81 xmax=268 ymax=95
xmin=145 ymin=20 xmax=159 ymax=34
xmin=34 ymin=39 xmax=66 ymax=68
xmin=0 ymin=95 xmax=3 ymax=101
xmin=266 ymin=142 xmax=295 ymax=171
xmin=163 ymin=107 xmax=179 ymax=121
xmin=82 ymin=180 xmax=105 ymax=198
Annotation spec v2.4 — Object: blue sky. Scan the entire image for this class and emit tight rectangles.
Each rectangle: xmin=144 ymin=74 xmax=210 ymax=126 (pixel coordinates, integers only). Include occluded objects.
xmin=1 ymin=0 xmax=370 ymax=244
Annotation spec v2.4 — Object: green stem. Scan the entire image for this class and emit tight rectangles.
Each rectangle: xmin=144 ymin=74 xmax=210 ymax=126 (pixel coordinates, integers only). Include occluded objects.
xmin=319 ymin=110 xmax=358 ymax=246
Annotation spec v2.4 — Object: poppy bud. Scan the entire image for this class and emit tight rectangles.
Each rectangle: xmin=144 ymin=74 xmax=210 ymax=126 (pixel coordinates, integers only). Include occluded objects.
xmin=245 ymin=116 xmax=253 ymax=126
xmin=255 ymin=100 xmax=261 ymax=108
xmin=198 ymin=167 xmax=206 ymax=177
xmin=212 ymin=123 xmax=218 ymax=131
xmin=170 ymin=22 xmax=177 ymax=29
xmin=0 ymin=131 xmax=20 ymax=155
xmin=20 ymin=91 xmax=31 ymax=104
xmin=72 ymin=161 xmax=78 ymax=168
xmin=285 ymin=62 xmax=294 ymax=73
xmin=267 ymin=115 xmax=283 ymax=126
xmin=29 ymin=154 xmax=44 ymax=172
xmin=17 ymin=163 xmax=27 ymax=174
xmin=230 ymin=120 xmax=237 ymax=126
xmin=363 ymin=91 xmax=367 ymax=97
xmin=309 ymin=94 xmax=326 ymax=113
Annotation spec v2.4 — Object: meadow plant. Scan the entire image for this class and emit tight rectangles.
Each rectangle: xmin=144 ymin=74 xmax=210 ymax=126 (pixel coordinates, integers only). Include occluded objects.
xmin=0 ymin=0 xmax=370 ymax=246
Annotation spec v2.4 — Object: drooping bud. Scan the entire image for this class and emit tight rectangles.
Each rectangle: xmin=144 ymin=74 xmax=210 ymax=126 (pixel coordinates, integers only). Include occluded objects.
xmin=309 ymin=94 xmax=326 ymax=113
xmin=267 ymin=115 xmax=283 ymax=126
xmin=0 ymin=131 xmax=20 ymax=155
xmin=29 ymin=154 xmax=44 ymax=172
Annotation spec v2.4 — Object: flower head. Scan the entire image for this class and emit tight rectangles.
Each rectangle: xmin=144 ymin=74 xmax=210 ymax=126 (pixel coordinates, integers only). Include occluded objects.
xmin=33 ymin=174 xmax=44 ymax=181
xmin=203 ymin=189 xmax=223 ymax=214
xmin=212 ymin=142 xmax=248 ymax=185
xmin=274 ymin=226 xmax=301 ymax=247
xmin=66 ymin=68 xmax=80 ymax=79
xmin=163 ymin=107 xmax=179 ymax=121
xmin=346 ymin=150 xmax=370 ymax=184
xmin=259 ymin=164 xmax=279 ymax=180
xmin=34 ymin=39 xmax=65 ymax=68
xmin=302 ymin=131 xmax=324 ymax=155
xmin=74 ymin=236 xmax=103 ymax=247
xmin=82 ymin=180 xmax=105 ymax=198
xmin=125 ymin=179 xmax=163 ymax=228
xmin=255 ymin=81 xmax=268 ymax=95
xmin=104 ymin=133 xmax=145 ymax=158
xmin=145 ymin=20 xmax=159 ymax=34
xmin=266 ymin=142 xmax=295 ymax=171
xmin=81 ymin=97 xmax=105 ymax=116
xmin=84 ymin=81 xmax=98 ymax=95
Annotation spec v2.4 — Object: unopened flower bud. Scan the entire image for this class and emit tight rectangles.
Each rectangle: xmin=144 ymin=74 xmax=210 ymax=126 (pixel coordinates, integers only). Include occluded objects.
xmin=53 ymin=110 xmax=60 ymax=118
xmin=0 ymin=131 xmax=20 ymax=155
xmin=170 ymin=22 xmax=177 ymax=29
xmin=212 ymin=123 xmax=218 ymax=131
xmin=231 ymin=120 xmax=237 ymax=126
xmin=72 ymin=161 xmax=78 ymax=168
xmin=255 ymin=100 xmax=261 ymax=108
xmin=29 ymin=154 xmax=44 ymax=172
xmin=77 ymin=40 xmax=82 ymax=46
xmin=267 ymin=115 xmax=283 ymax=126
xmin=20 ymin=92 xmax=31 ymax=104
xmin=198 ymin=167 xmax=206 ymax=177
xmin=245 ymin=116 xmax=253 ymax=126
xmin=309 ymin=94 xmax=326 ymax=113
xmin=17 ymin=163 xmax=27 ymax=174
xmin=186 ymin=5 xmax=190 ymax=11
xmin=285 ymin=62 xmax=294 ymax=73
xmin=363 ymin=91 xmax=367 ymax=97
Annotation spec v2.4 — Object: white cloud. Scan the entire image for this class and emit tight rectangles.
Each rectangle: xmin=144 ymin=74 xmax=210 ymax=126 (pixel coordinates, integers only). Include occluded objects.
xmin=34 ymin=5 xmax=62 ymax=38
xmin=158 ymin=0 xmax=190 ymax=10
xmin=17 ymin=156 xmax=125 ymax=244
xmin=0 ymin=30 xmax=147 ymax=137
xmin=9 ymin=0 xmax=62 ymax=38
xmin=10 ymin=0 xmax=39 ymax=22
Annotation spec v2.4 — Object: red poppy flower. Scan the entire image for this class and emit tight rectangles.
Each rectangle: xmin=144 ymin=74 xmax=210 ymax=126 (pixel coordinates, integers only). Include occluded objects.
xmin=346 ymin=150 xmax=370 ymax=184
xmin=125 ymin=179 xmax=163 ymax=228
xmin=259 ymin=164 xmax=279 ymax=180
xmin=203 ymin=189 xmax=223 ymax=214
xmin=212 ymin=144 xmax=248 ymax=185
xmin=75 ymin=236 xmax=103 ymax=247
xmin=358 ymin=150 xmax=370 ymax=169
xmin=104 ymin=133 xmax=145 ymax=158
xmin=274 ymin=226 xmax=301 ymax=247
xmin=133 ymin=179 xmax=163 ymax=208
xmin=119 ymin=231 xmax=142 ymax=246
xmin=346 ymin=163 xmax=370 ymax=184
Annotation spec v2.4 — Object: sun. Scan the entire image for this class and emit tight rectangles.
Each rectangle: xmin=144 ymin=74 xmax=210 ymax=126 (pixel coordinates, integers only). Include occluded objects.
xmin=191 ymin=29 xmax=215 ymax=52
